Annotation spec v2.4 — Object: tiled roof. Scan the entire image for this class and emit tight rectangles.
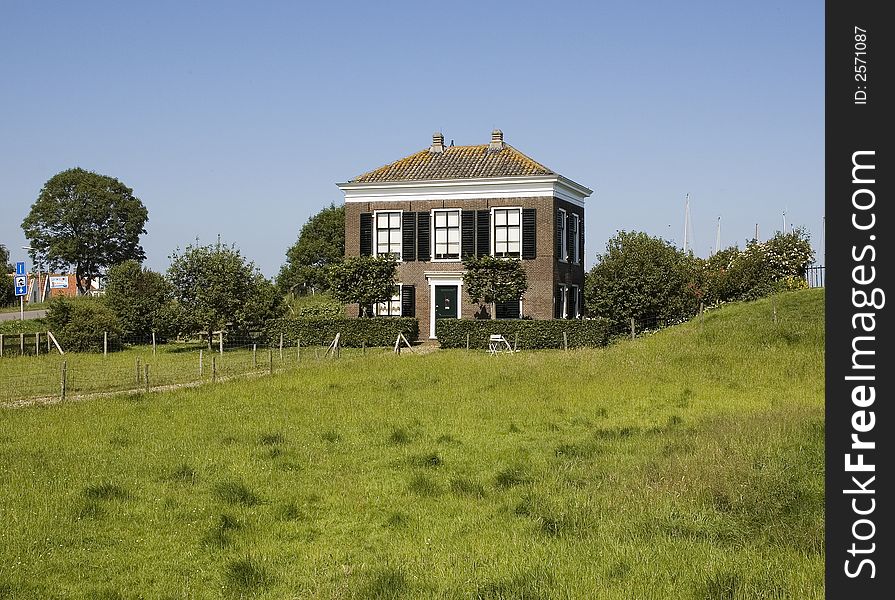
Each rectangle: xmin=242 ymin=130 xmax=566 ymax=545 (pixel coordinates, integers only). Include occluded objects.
xmin=349 ymin=144 xmax=555 ymax=183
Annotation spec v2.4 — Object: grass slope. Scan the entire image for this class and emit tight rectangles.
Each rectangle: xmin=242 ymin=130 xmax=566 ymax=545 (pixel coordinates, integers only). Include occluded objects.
xmin=0 ymin=289 xmax=824 ymax=599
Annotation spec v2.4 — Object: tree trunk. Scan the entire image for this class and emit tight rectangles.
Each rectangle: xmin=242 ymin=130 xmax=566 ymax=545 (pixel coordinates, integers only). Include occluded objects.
xmin=75 ymin=264 xmax=86 ymax=295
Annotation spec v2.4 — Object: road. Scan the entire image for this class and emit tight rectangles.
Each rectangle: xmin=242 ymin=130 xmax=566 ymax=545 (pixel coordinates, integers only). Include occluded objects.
xmin=0 ymin=309 xmax=47 ymax=322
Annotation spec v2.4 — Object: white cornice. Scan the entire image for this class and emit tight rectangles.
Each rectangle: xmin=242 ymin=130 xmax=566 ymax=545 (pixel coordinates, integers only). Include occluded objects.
xmin=336 ymin=175 xmax=593 ymax=207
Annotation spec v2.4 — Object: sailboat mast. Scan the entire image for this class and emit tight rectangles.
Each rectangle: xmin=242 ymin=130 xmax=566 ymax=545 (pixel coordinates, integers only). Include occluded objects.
xmin=683 ymin=194 xmax=690 ymax=253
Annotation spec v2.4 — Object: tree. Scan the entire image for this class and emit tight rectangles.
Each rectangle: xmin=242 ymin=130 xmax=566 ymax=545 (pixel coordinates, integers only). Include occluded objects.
xmin=584 ymin=231 xmax=701 ymax=332
xmin=276 ymin=204 xmax=345 ymax=295
xmin=327 ymin=256 xmax=397 ymax=316
xmin=104 ymin=260 xmax=176 ymax=339
xmin=0 ymin=244 xmax=13 ymax=306
xmin=1 ymin=243 xmax=12 ymax=273
xmin=45 ymin=296 xmax=123 ymax=352
xmin=462 ymin=255 xmax=528 ymax=319
xmin=167 ymin=242 xmax=282 ymax=340
xmin=21 ymin=168 xmax=148 ymax=294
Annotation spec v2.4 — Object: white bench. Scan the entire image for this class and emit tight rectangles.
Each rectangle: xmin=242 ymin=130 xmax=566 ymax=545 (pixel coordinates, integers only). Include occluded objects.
xmin=488 ymin=334 xmax=514 ymax=355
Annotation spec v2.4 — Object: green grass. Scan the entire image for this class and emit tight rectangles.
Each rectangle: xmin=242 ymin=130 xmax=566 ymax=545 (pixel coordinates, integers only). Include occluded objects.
xmin=0 ymin=289 xmax=824 ymax=598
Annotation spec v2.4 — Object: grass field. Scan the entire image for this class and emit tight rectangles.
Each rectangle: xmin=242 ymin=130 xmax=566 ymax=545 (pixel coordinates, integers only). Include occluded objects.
xmin=0 ymin=289 xmax=824 ymax=599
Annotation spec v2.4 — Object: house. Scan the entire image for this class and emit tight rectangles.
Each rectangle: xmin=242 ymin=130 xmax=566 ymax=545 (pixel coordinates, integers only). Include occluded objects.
xmin=337 ymin=130 xmax=593 ymax=339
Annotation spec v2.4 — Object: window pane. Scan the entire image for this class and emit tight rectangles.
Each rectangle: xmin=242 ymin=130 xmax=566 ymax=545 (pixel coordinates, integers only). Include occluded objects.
xmin=508 ymin=210 xmax=520 ymax=226
xmin=495 ymin=210 xmax=506 ymax=226
xmin=435 ymin=212 xmax=446 ymax=227
xmin=436 ymin=229 xmax=447 ymax=244
xmin=508 ymin=228 xmax=520 ymax=242
xmin=447 ymin=211 xmax=459 ymax=226
xmin=508 ymin=241 xmax=520 ymax=253
xmin=496 ymin=228 xmax=507 ymax=243
xmin=448 ymin=229 xmax=459 ymax=243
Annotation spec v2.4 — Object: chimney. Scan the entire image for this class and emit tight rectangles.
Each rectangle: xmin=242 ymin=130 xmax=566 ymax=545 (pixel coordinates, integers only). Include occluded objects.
xmin=430 ymin=131 xmax=445 ymax=154
xmin=489 ymin=129 xmax=504 ymax=152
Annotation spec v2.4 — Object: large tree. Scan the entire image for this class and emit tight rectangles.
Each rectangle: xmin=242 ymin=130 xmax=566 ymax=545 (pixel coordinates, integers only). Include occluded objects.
xmin=168 ymin=242 xmax=282 ymax=340
xmin=276 ymin=204 xmax=345 ymax=295
xmin=328 ymin=256 xmax=397 ymax=317
xmin=22 ymin=168 xmax=148 ymax=294
xmin=462 ymin=255 xmax=528 ymax=319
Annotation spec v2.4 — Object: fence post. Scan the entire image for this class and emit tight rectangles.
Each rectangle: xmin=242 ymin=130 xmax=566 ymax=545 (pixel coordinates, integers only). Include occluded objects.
xmin=136 ymin=357 xmax=141 ymax=385
xmin=144 ymin=364 xmax=150 ymax=393
xmin=361 ymin=341 xmax=365 ymax=355
xmin=253 ymin=344 xmax=257 ymax=369
xmin=20 ymin=333 xmax=24 ymax=355
xmin=199 ymin=349 xmax=204 ymax=377
xmin=279 ymin=333 xmax=284 ymax=360
xmin=35 ymin=332 xmax=40 ymax=356
xmin=47 ymin=330 xmax=51 ymax=353
xmin=513 ymin=333 xmax=519 ymax=352
xmin=61 ymin=360 xmax=67 ymax=402
xmin=104 ymin=331 xmax=108 ymax=357
xmin=268 ymin=348 xmax=273 ymax=375
xmin=0 ymin=333 xmax=3 ymax=358
xmin=219 ymin=331 xmax=224 ymax=355
xmin=297 ymin=339 xmax=301 ymax=362
xmin=562 ymin=331 xmax=568 ymax=351
xmin=212 ymin=355 xmax=217 ymax=383
xmin=699 ymin=302 xmax=705 ymax=331
xmin=630 ymin=318 xmax=636 ymax=340
xmin=152 ymin=331 xmax=157 ymax=356
xmin=466 ymin=333 xmax=470 ymax=350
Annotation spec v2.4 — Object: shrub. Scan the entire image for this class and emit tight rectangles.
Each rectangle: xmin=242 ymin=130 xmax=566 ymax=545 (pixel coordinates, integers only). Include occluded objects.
xmin=435 ymin=318 xmax=611 ymax=349
xmin=264 ymin=316 xmax=418 ymax=347
xmin=584 ymin=231 xmax=701 ymax=333
xmin=45 ymin=296 xmax=122 ymax=352
xmin=104 ymin=260 xmax=176 ymax=340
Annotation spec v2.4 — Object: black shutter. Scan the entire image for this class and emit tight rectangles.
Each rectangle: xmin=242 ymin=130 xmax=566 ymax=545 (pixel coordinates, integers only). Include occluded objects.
xmin=496 ymin=299 xmax=521 ymax=319
xmin=578 ymin=216 xmax=584 ymax=265
xmin=401 ymin=285 xmax=415 ymax=317
xmin=417 ymin=212 xmax=430 ymax=261
xmin=554 ymin=285 xmax=563 ymax=319
xmin=556 ymin=210 xmax=564 ymax=260
xmin=568 ymin=288 xmax=578 ymax=319
xmin=461 ymin=211 xmax=476 ymax=258
xmin=360 ymin=212 xmax=373 ymax=256
xmin=402 ymin=212 xmax=416 ymax=261
xmin=567 ymin=213 xmax=575 ymax=264
xmin=476 ymin=210 xmax=490 ymax=257
xmin=522 ymin=208 xmax=536 ymax=259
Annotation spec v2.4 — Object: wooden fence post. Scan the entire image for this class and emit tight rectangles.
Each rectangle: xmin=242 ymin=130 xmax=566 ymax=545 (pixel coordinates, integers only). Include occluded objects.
xmin=279 ymin=333 xmax=284 ymax=360
xmin=152 ymin=331 xmax=157 ymax=356
xmin=212 ymin=355 xmax=217 ymax=383
xmin=136 ymin=358 xmax=141 ymax=385
xmin=104 ymin=331 xmax=108 ymax=357
xmin=297 ymin=339 xmax=301 ymax=362
xmin=144 ymin=364 xmax=150 ymax=393
xmin=630 ymin=318 xmax=636 ymax=340
xmin=268 ymin=348 xmax=273 ymax=375
xmin=199 ymin=349 xmax=203 ymax=377
xmin=563 ymin=331 xmax=568 ymax=351
xmin=466 ymin=333 xmax=470 ymax=350
xmin=35 ymin=332 xmax=40 ymax=356
xmin=20 ymin=333 xmax=24 ymax=355
xmin=0 ymin=333 xmax=4 ymax=358
xmin=253 ymin=344 xmax=257 ymax=369
xmin=219 ymin=331 xmax=224 ymax=355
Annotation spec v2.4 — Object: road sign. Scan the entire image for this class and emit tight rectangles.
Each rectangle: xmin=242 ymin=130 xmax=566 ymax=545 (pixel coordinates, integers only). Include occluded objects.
xmin=14 ymin=276 xmax=28 ymax=296
xmin=15 ymin=261 xmax=26 ymax=276
xmin=49 ymin=276 xmax=69 ymax=289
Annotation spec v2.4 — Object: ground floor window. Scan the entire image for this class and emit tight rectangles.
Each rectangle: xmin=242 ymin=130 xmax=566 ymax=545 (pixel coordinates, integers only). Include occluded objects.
xmin=569 ymin=284 xmax=580 ymax=318
xmin=495 ymin=299 xmax=521 ymax=319
xmin=374 ymin=286 xmax=401 ymax=316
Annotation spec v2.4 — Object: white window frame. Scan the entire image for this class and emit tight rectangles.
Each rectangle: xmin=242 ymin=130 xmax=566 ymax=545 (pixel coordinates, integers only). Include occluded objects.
xmin=570 ymin=284 xmax=580 ymax=318
xmin=431 ymin=208 xmax=462 ymax=262
xmin=491 ymin=206 xmax=522 ymax=259
xmin=373 ymin=209 xmax=403 ymax=261
xmin=557 ymin=284 xmax=568 ymax=319
xmin=374 ymin=284 xmax=402 ymax=317
xmin=571 ymin=214 xmax=580 ymax=264
xmin=558 ymin=208 xmax=568 ymax=263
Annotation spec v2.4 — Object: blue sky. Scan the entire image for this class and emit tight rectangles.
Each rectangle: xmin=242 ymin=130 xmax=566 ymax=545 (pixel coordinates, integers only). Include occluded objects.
xmin=0 ymin=1 xmax=823 ymax=277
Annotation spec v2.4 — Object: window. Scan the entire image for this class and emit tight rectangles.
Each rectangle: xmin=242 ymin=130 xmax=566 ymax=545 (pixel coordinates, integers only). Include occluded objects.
xmin=493 ymin=208 xmax=521 ymax=258
xmin=554 ymin=284 xmax=567 ymax=319
xmin=495 ymin=298 xmax=521 ymax=319
xmin=375 ymin=211 xmax=402 ymax=259
xmin=569 ymin=284 xmax=580 ymax=318
xmin=571 ymin=214 xmax=580 ymax=264
xmin=433 ymin=209 xmax=461 ymax=260
xmin=375 ymin=286 xmax=401 ymax=316
xmin=557 ymin=209 xmax=567 ymax=262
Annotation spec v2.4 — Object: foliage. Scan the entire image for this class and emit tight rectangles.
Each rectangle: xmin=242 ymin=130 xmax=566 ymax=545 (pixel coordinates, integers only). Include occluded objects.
xmin=584 ymin=231 xmax=701 ymax=332
xmin=276 ymin=204 xmax=345 ymax=294
xmin=0 ymin=318 xmax=47 ymax=335
xmin=45 ymin=296 xmax=122 ymax=352
xmin=21 ymin=168 xmax=148 ymax=294
xmin=103 ymin=260 xmax=177 ymax=340
xmin=701 ymin=230 xmax=815 ymax=305
xmin=1 ymin=243 xmax=12 ymax=273
xmin=265 ymin=316 xmax=418 ymax=347
xmin=1 ymin=273 xmax=13 ymax=307
xmin=167 ymin=242 xmax=282 ymax=338
xmin=436 ymin=318 xmax=612 ymax=349
xmin=285 ymin=292 xmax=344 ymax=318
xmin=327 ymin=256 xmax=397 ymax=316
xmin=462 ymin=256 xmax=528 ymax=318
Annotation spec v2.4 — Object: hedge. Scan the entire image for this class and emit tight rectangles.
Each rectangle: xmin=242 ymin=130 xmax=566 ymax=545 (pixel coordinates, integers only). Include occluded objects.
xmin=265 ymin=317 xmax=418 ymax=347
xmin=436 ymin=318 xmax=613 ymax=350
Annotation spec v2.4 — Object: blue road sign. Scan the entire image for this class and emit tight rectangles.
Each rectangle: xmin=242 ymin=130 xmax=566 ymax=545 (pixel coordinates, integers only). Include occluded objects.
xmin=15 ymin=261 xmax=26 ymax=276
xmin=14 ymin=275 xmax=28 ymax=296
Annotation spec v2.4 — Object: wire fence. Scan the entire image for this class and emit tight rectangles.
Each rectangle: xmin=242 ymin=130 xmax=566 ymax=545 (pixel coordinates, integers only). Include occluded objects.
xmin=0 ymin=331 xmax=390 ymax=405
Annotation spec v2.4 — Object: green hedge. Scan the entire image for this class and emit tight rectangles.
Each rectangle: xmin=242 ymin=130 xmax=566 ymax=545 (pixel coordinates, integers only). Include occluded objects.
xmin=265 ymin=317 xmax=418 ymax=347
xmin=436 ymin=318 xmax=613 ymax=350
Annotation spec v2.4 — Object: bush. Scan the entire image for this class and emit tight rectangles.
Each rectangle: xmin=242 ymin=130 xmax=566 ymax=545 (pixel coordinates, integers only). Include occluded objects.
xmin=285 ymin=293 xmax=344 ymax=318
xmin=45 ymin=296 xmax=122 ymax=352
xmin=104 ymin=260 xmax=176 ymax=340
xmin=264 ymin=317 xmax=418 ymax=347
xmin=435 ymin=318 xmax=612 ymax=350
xmin=584 ymin=231 xmax=701 ymax=333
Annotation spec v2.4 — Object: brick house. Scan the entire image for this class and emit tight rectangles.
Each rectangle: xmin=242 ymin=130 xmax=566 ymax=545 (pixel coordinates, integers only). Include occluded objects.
xmin=338 ymin=130 xmax=592 ymax=339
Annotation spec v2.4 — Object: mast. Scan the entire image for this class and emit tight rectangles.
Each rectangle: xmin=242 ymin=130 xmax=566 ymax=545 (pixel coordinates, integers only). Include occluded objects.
xmin=714 ymin=216 xmax=721 ymax=254
xmin=682 ymin=194 xmax=690 ymax=253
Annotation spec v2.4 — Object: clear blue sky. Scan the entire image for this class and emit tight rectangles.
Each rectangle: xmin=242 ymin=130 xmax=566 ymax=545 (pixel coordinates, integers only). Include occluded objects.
xmin=1 ymin=0 xmax=823 ymax=277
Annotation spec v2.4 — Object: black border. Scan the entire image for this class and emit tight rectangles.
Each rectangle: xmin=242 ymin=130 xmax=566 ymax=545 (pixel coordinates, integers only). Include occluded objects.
xmin=825 ymin=1 xmax=892 ymax=596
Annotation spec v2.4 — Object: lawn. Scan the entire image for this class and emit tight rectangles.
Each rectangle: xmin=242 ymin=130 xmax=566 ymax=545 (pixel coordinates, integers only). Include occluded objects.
xmin=0 ymin=289 xmax=824 ymax=599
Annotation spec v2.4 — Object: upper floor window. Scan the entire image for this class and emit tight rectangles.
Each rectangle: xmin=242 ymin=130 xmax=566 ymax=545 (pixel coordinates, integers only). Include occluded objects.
xmin=433 ymin=209 xmax=460 ymax=260
xmin=376 ymin=211 xmax=402 ymax=259
xmin=571 ymin=214 xmax=580 ymax=264
xmin=557 ymin=208 xmax=568 ymax=262
xmin=493 ymin=208 xmax=521 ymax=258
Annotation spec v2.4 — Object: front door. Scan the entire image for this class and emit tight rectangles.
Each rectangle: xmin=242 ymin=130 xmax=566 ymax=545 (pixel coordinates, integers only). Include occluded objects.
xmin=434 ymin=285 xmax=458 ymax=319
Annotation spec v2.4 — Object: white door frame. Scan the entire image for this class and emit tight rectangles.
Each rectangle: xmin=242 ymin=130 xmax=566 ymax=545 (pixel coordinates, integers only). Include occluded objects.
xmin=425 ymin=272 xmax=464 ymax=339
